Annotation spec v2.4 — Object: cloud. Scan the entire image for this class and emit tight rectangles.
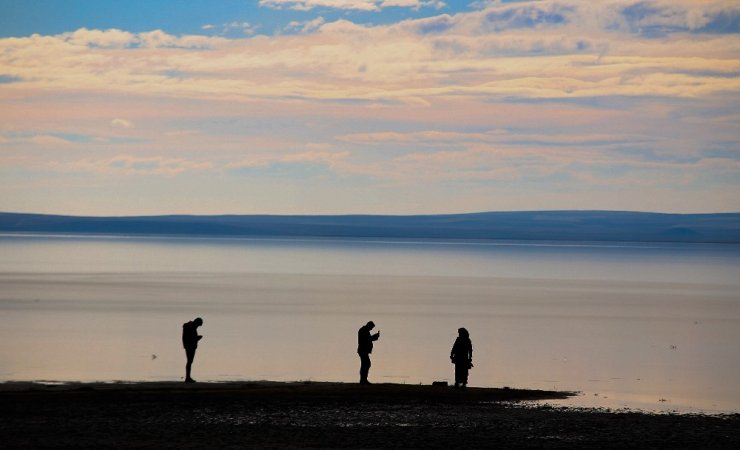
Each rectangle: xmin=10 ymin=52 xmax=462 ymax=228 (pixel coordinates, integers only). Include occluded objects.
xmin=337 ymin=129 xmax=654 ymax=148
xmin=1 ymin=1 xmax=738 ymax=215
xmin=481 ymin=2 xmax=574 ymax=31
xmin=259 ymin=0 xmax=445 ymax=11
xmin=338 ymin=130 xmax=507 ymax=144
xmin=469 ymin=0 xmax=740 ymax=36
xmin=616 ymin=0 xmax=740 ymax=36
xmin=369 ymin=140 xmax=740 ymax=186
xmin=260 ymin=0 xmax=380 ymax=11
xmin=203 ymin=22 xmax=260 ymax=36
xmin=1 ymin=2 xmax=738 ymax=105
xmin=384 ymin=0 xmax=446 ymax=9
xmin=286 ymin=17 xmax=327 ymax=34
xmin=66 ymin=28 xmax=136 ymax=48
xmin=0 ymin=74 xmax=23 ymax=84
xmin=55 ymin=27 xmax=222 ymax=49
xmin=110 ymin=119 xmax=133 ymax=129
xmin=0 ymin=134 xmax=75 ymax=146
xmin=226 ymin=149 xmax=350 ymax=171
xmin=50 ymin=155 xmax=213 ymax=176
xmin=27 ymin=135 xmax=73 ymax=146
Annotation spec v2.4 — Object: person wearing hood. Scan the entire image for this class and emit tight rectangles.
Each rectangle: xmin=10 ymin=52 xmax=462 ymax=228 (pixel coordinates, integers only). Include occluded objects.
xmin=450 ymin=327 xmax=473 ymax=388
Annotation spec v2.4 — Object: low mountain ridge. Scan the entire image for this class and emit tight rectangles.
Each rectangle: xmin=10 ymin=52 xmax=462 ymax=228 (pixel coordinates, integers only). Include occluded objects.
xmin=1 ymin=211 xmax=738 ymax=243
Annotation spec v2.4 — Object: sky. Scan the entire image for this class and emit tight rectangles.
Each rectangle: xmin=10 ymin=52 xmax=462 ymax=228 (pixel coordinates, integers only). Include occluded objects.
xmin=1 ymin=0 xmax=739 ymax=216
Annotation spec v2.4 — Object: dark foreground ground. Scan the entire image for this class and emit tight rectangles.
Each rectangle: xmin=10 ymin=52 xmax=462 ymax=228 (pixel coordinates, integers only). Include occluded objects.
xmin=1 ymin=382 xmax=737 ymax=449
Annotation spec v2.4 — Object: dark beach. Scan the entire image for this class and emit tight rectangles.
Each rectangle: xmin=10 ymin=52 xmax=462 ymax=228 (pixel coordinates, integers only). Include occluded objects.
xmin=1 ymin=381 xmax=737 ymax=449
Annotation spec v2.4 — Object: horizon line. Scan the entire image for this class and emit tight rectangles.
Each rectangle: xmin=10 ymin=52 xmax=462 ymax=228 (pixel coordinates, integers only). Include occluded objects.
xmin=3 ymin=209 xmax=740 ymax=219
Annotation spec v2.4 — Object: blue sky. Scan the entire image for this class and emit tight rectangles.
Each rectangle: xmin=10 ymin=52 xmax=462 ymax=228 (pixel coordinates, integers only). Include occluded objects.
xmin=0 ymin=0 xmax=458 ymax=37
xmin=1 ymin=1 xmax=739 ymax=215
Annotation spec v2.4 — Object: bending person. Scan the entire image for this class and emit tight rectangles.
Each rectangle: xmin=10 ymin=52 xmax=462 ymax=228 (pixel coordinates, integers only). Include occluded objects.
xmin=182 ymin=317 xmax=204 ymax=383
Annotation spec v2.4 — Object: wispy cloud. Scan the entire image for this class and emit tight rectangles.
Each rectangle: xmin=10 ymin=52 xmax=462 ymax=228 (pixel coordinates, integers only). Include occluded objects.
xmin=226 ymin=149 xmax=350 ymax=171
xmin=202 ymin=22 xmax=260 ymax=36
xmin=110 ymin=119 xmax=133 ymax=129
xmin=28 ymin=135 xmax=74 ymax=146
xmin=286 ymin=17 xmax=327 ymax=34
xmin=338 ymin=130 xmax=507 ymax=144
xmin=259 ymin=0 xmax=445 ymax=11
xmin=49 ymin=155 xmax=214 ymax=176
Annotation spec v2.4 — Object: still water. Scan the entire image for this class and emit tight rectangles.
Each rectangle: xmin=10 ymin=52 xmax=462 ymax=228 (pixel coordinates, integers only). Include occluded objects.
xmin=1 ymin=234 xmax=738 ymax=413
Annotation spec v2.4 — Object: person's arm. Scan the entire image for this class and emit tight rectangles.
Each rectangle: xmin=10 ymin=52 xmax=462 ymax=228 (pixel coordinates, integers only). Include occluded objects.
xmin=371 ymin=331 xmax=380 ymax=341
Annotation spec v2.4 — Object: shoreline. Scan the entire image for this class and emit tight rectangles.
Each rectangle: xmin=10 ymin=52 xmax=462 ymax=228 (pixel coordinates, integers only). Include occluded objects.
xmin=2 ymin=381 xmax=738 ymax=448
xmin=0 ymin=379 xmax=574 ymax=399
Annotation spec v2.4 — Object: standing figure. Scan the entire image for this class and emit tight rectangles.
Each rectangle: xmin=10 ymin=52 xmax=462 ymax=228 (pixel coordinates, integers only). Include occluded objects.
xmin=450 ymin=327 xmax=473 ymax=388
xmin=182 ymin=317 xmax=204 ymax=383
xmin=357 ymin=321 xmax=380 ymax=385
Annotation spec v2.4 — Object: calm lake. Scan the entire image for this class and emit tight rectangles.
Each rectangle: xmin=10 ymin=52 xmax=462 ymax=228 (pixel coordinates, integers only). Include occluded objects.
xmin=1 ymin=233 xmax=738 ymax=413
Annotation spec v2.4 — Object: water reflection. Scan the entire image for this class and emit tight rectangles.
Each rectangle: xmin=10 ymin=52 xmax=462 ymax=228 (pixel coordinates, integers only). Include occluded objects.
xmin=0 ymin=234 xmax=738 ymax=413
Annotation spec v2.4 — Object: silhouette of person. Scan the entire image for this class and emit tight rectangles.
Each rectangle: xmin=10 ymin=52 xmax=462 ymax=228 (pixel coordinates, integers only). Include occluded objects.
xmin=357 ymin=320 xmax=380 ymax=384
xmin=450 ymin=327 xmax=473 ymax=388
xmin=182 ymin=317 xmax=203 ymax=383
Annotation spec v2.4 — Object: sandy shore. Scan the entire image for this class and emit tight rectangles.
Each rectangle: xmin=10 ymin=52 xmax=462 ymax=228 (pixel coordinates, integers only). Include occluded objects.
xmin=1 ymin=381 xmax=737 ymax=449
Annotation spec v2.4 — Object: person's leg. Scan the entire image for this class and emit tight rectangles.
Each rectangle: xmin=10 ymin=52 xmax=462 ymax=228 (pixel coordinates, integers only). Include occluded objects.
xmin=359 ymin=353 xmax=366 ymax=383
xmin=185 ymin=347 xmax=196 ymax=382
xmin=359 ymin=353 xmax=371 ymax=384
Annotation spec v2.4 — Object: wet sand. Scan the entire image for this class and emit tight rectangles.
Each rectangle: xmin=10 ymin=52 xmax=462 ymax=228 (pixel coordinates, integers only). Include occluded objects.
xmin=1 ymin=381 xmax=738 ymax=449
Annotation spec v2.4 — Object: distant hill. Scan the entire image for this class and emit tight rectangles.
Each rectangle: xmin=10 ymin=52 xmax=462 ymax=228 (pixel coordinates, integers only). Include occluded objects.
xmin=1 ymin=211 xmax=739 ymax=243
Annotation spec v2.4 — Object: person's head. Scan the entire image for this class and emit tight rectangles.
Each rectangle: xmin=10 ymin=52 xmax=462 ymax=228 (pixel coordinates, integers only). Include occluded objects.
xmin=194 ymin=317 xmax=203 ymax=327
xmin=458 ymin=327 xmax=469 ymax=338
xmin=366 ymin=320 xmax=375 ymax=330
